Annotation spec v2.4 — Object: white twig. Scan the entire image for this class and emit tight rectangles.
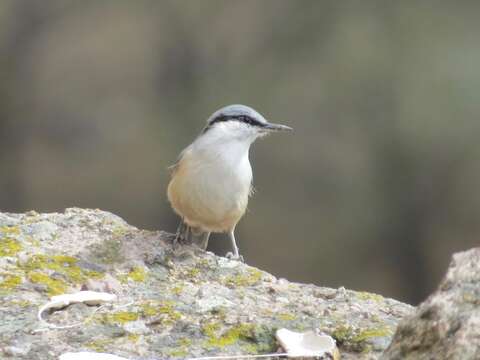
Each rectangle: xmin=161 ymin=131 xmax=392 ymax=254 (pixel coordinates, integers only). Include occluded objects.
xmin=36 ymin=291 xmax=117 ymax=331
xmin=59 ymin=352 xmax=291 ymax=360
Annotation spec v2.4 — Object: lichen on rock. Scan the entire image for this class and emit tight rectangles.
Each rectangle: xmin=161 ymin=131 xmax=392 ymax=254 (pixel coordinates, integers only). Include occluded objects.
xmin=0 ymin=208 xmax=413 ymax=360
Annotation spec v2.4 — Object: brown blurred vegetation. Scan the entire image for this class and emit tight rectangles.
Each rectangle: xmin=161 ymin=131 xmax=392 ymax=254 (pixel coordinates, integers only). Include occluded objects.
xmin=1 ymin=1 xmax=480 ymax=304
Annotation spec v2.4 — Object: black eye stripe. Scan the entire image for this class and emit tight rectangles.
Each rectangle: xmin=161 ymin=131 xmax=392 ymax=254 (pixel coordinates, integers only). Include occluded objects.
xmin=208 ymin=114 xmax=265 ymax=128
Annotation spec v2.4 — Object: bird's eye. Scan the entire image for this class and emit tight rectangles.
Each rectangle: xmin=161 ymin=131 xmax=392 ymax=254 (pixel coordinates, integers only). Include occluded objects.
xmin=242 ymin=116 xmax=254 ymax=125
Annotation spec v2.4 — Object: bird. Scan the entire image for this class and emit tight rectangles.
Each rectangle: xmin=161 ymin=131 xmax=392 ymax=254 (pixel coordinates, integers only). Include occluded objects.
xmin=167 ymin=104 xmax=292 ymax=261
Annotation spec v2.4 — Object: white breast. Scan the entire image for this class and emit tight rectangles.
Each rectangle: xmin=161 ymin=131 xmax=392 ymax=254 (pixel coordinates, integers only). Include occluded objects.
xmin=167 ymin=132 xmax=253 ymax=232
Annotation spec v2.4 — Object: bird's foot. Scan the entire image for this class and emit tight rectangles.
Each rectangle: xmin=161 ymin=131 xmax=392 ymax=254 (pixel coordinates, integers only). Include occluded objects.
xmin=172 ymin=234 xmax=187 ymax=251
xmin=226 ymin=252 xmax=244 ymax=263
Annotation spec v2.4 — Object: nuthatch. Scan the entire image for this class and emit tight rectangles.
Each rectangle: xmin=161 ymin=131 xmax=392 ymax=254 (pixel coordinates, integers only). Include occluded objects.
xmin=167 ymin=104 xmax=292 ymax=260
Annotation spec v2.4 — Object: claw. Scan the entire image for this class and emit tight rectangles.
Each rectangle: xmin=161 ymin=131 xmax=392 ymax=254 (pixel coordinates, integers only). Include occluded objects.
xmin=171 ymin=235 xmax=180 ymax=251
xmin=172 ymin=232 xmax=188 ymax=251
xmin=173 ymin=219 xmax=188 ymax=251
xmin=226 ymin=252 xmax=244 ymax=263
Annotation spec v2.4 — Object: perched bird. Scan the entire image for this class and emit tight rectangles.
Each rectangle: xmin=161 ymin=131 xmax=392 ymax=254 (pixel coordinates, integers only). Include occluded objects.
xmin=167 ymin=104 xmax=292 ymax=260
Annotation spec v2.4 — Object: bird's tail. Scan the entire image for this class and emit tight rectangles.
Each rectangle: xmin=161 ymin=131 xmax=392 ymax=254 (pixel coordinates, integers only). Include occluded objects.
xmin=174 ymin=219 xmax=210 ymax=250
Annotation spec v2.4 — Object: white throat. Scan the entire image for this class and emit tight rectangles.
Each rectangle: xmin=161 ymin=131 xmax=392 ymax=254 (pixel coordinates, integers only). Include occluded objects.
xmin=193 ymin=122 xmax=258 ymax=165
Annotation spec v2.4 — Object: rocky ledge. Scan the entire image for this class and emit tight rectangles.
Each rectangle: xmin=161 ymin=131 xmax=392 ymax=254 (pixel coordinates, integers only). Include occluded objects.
xmin=0 ymin=208 xmax=430 ymax=359
xmin=382 ymin=248 xmax=480 ymax=360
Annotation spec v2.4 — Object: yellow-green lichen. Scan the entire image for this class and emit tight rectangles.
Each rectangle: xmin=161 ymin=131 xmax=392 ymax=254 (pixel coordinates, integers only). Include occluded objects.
xmin=28 ymin=271 xmax=68 ymax=295
xmin=171 ymin=284 xmax=184 ymax=295
xmin=168 ymin=338 xmax=192 ymax=358
xmin=357 ymin=291 xmax=384 ymax=302
xmin=86 ymin=338 xmax=114 ymax=352
xmin=127 ymin=334 xmax=140 ymax=342
xmin=178 ymin=338 xmax=192 ymax=347
xmin=0 ymin=238 xmax=22 ymax=257
xmin=224 ymin=269 xmax=262 ymax=287
xmin=202 ymin=322 xmax=255 ymax=348
xmin=202 ymin=322 xmax=218 ymax=336
xmin=21 ymin=254 xmax=103 ymax=284
xmin=462 ymin=291 xmax=480 ymax=305
xmin=0 ymin=226 xmax=21 ymax=236
xmin=332 ymin=325 xmax=355 ymax=344
xmin=140 ymin=303 xmax=158 ymax=317
xmin=8 ymin=299 xmax=31 ymax=307
xmin=119 ymin=267 xmax=147 ymax=283
xmin=168 ymin=349 xmax=188 ymax=358
xmin=186 ymin=268 xmax=200 ymax=278
xmin=277 ymin=313 xmax=296 ymax=321
xmin=332 ymin=324 xmax=392 ymax=353
xmin=140 ymin=300 xmax=182 ymax=324
xmin=261 ymin=309 xmax=274 ymax=317
xmin=242 ymin=343 xmax=261 ymax=354
xmin=353 ymin=327 xmax=392 ymax=342
xmin=196 ymin=258 xmax=211 ymax=268
xmin=110 ymin=225 xmax=130 ymax=237
xmin=0 ymin=274 xmax=22 ymax=290
xmin=103 ymin=311 xmax=139 ymax=324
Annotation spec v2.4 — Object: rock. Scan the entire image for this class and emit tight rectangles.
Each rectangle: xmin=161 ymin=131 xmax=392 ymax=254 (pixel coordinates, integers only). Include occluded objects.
xmin=382 ymin=248 xmax=480 ymax=360
xmin=82 ymin=274 xmax=122 ymax=294
xmin=3 ymin=344 xmax=31 ymax=357
xmin=0 ymin=208 xmax=413 ymax=359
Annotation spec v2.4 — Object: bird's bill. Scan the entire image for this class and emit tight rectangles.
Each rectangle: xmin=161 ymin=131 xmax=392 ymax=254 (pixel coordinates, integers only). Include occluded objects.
xmin=263 ymin=123 xmax=293 ymax=132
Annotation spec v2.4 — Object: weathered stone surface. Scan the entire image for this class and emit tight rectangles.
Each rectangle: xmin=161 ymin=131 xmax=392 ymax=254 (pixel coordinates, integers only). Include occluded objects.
xmin=382 ymin=248 xmax=480 ymax=360
xmin=0 ymin=208 xmax=412 ymax=359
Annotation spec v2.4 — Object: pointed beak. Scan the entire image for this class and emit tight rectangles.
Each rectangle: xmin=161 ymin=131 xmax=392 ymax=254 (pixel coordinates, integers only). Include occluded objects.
xmin=263 ymin=122 xmax=293 ymax=132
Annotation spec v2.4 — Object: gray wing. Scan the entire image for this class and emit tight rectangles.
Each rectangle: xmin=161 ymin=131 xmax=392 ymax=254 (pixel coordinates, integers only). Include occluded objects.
xmin=168 ymin=145 xmax=190 ymax=176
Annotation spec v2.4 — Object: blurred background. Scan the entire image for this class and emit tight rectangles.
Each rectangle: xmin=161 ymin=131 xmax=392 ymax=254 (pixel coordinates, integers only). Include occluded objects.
xmin=1 ymin=0 xmax=480 ymax=304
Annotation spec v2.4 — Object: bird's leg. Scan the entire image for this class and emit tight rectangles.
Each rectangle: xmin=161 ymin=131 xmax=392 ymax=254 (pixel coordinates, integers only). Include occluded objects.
xmin=187 ymin=226 xmax=211 ymax=250
xmin=200 ymin=232 xmax=211 ymax=250
xmin=226 ymin=230 xmax=244 ymax=262
xmin=197 ymin=231 xmax=211 ymax=250
xmin=173 ymin=219 xmax=187 ymax=249
xmin=184 ymin=225 xmax=192 ymax=244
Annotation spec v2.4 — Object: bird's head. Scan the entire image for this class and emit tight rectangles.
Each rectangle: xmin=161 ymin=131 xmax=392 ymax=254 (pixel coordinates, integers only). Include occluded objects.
xmin=202 ymin=104 xmax=292 ymax=144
